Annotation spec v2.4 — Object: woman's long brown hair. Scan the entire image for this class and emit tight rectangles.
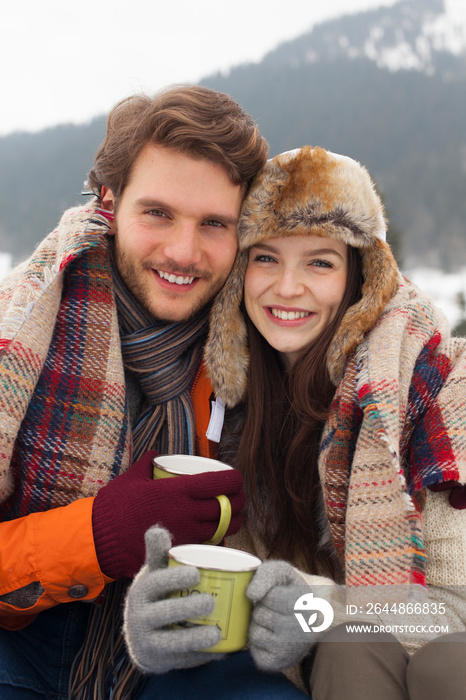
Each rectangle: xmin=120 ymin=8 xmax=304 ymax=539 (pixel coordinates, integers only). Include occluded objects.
xmin=232 ymin=245 xmax=363 ymax=575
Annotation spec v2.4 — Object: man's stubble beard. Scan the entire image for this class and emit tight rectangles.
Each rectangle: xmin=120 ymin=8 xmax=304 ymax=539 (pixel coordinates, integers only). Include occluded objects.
xmin=114 ymin=240 xmax=226 ymax=323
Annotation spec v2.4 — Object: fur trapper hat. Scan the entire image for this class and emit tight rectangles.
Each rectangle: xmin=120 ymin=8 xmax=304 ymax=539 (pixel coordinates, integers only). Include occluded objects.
xmin=205 ymin=146 xmax=399 ymax=407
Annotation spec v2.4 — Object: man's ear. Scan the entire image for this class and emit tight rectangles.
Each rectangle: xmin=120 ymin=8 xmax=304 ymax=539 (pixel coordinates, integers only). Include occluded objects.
xmin=100 ymin=186 xmax=115 ymax=211
xmin=100 ymin=186 xmax=116 ymax=234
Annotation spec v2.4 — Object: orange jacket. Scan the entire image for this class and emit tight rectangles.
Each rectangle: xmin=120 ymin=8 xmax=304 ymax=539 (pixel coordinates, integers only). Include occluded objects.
xmin=0 ymin=364 xmax=214 ymax=630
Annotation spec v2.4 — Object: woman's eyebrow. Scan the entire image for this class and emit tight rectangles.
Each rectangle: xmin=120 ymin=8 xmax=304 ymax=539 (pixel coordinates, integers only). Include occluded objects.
xmin=250 ymin=242 xmax=344 ymax=260
xmin=305 ymin=247 xmax=345 ymax=260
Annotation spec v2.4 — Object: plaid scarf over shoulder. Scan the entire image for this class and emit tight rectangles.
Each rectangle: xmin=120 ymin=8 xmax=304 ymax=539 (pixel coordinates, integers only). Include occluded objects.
xmin=0 ymin=200 xmax=131 ymax=517
xmin=319 ymin=276 xmax=466 ymax=589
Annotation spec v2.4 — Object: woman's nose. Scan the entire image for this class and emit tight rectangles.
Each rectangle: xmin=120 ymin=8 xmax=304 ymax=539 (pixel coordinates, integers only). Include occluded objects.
xmin=273 ymin=268 xmax=305 ymax=298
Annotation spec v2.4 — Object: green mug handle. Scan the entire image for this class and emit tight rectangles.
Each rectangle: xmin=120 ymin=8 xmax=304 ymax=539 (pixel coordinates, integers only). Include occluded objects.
xmin=205 ymin=495 xmax=232 ymax=545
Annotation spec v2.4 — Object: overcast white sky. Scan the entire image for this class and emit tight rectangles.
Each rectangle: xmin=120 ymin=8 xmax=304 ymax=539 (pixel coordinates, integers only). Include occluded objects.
xmin=0 ymin=0 xmax=402 ymax=136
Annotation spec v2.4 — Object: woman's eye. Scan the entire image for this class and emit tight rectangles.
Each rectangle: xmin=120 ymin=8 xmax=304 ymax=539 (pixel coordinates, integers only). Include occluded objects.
xmin=311 ymin=259 xmax=333 ymax=268
xmin=253 ymin=254 xmax=276 ymax=263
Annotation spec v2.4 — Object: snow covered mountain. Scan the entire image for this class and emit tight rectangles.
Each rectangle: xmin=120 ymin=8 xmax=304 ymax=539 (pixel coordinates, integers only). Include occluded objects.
xmin=264 ymin=0 xmax=466 ymax=80
xmin=2 ymin=0 xmax=465 ymax=282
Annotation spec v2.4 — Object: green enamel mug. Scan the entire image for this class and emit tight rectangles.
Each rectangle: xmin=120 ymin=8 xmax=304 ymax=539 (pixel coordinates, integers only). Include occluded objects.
xmin=168 ymin=543 xmax=262 ymax=653
xmin=153 ymin=454 xmax=234 ymax=545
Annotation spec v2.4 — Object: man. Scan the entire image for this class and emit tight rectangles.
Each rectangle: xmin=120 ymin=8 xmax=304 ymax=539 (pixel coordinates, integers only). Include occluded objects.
xmin=0 ymin=85 xmax=268 ymax=698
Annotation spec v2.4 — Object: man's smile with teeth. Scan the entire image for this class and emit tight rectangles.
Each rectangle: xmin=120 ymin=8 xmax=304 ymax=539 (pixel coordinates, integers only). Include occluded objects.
xmin=270 ymin=308 xmax=311 ymax=320
xmin=157 ymin=270 xmax=195 ymax=285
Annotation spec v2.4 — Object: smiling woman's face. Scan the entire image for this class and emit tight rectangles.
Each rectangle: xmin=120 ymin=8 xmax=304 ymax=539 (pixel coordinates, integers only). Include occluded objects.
xmin=244 ymin=234 xmax=348 ymax=368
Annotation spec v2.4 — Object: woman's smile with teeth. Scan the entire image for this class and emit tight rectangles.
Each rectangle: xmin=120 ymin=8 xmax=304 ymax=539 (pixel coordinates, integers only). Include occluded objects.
xmin=244 ymin=235 xmax=349 ymax=366
xmin=157 ymin=270 xmax=195 ymax=285
xmin=270 ymin=308 xmax=311 ymax=320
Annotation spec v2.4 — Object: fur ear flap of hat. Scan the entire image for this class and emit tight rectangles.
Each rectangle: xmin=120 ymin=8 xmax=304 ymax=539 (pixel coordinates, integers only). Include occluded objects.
xmin=205 ymin=146 xmax=399 ymax=407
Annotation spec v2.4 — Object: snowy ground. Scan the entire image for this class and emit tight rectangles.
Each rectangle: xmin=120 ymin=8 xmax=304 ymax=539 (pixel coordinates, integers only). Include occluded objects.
xmin=0 ymin=253 xmax=464 ymax=331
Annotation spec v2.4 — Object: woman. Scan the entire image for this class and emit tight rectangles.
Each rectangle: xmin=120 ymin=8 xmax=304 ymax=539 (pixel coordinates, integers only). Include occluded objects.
xmin=124 ymin=147 xmax=466 ymax=699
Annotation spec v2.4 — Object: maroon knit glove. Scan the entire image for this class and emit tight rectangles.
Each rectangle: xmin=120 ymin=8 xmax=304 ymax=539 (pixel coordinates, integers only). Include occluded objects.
xmin=92 ymin=451 xmax=246 ymax=579
xmin=429 ymin=480 xmax=466 ymax=510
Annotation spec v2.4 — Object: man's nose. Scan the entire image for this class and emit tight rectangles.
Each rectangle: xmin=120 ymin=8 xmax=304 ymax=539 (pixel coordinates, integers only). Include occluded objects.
xmin=162 ymin=223 xmax=203 ymax=269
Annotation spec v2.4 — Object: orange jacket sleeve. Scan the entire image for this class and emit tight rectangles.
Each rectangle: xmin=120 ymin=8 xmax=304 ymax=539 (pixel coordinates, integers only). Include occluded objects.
xmin=0 ymin=364 xmax=215 ymax=630
xmin=0 ymin=498 xmax=113 ymax=630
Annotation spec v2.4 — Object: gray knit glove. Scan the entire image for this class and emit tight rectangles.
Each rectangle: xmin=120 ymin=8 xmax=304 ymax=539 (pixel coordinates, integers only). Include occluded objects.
xmin=246 ymin=560 xmax=312 ymax=671
xmin=123 ymin=526 xmax=223 ymax=674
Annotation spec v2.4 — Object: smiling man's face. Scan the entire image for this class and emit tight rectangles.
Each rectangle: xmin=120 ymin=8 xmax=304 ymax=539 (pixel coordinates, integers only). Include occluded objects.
xmin=101 ymin=143 xmax=243 ymax=322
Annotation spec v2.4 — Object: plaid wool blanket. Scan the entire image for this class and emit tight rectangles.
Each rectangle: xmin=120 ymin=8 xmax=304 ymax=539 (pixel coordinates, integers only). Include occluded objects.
xmin=0 ymin=200 xmax=131 ymax=517
xmin=319 ymin=275 xmax=466 ymax=588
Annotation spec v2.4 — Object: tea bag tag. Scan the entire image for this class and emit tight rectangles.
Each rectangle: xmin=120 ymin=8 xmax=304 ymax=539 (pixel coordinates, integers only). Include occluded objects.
xmin=206 ymin=397 xmax=226 ymax=443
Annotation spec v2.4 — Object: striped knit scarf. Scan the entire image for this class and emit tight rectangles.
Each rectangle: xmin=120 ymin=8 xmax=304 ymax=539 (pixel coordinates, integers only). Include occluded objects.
xmin=110 ymin=246 xmax=210 ymax=458
xmin=319 ymin=278 xmax=466 ymax=591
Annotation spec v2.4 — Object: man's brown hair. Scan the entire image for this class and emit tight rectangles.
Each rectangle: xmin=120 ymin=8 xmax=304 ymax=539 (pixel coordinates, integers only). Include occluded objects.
xmin=87 ymin=84 xmax=269 ymax=201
